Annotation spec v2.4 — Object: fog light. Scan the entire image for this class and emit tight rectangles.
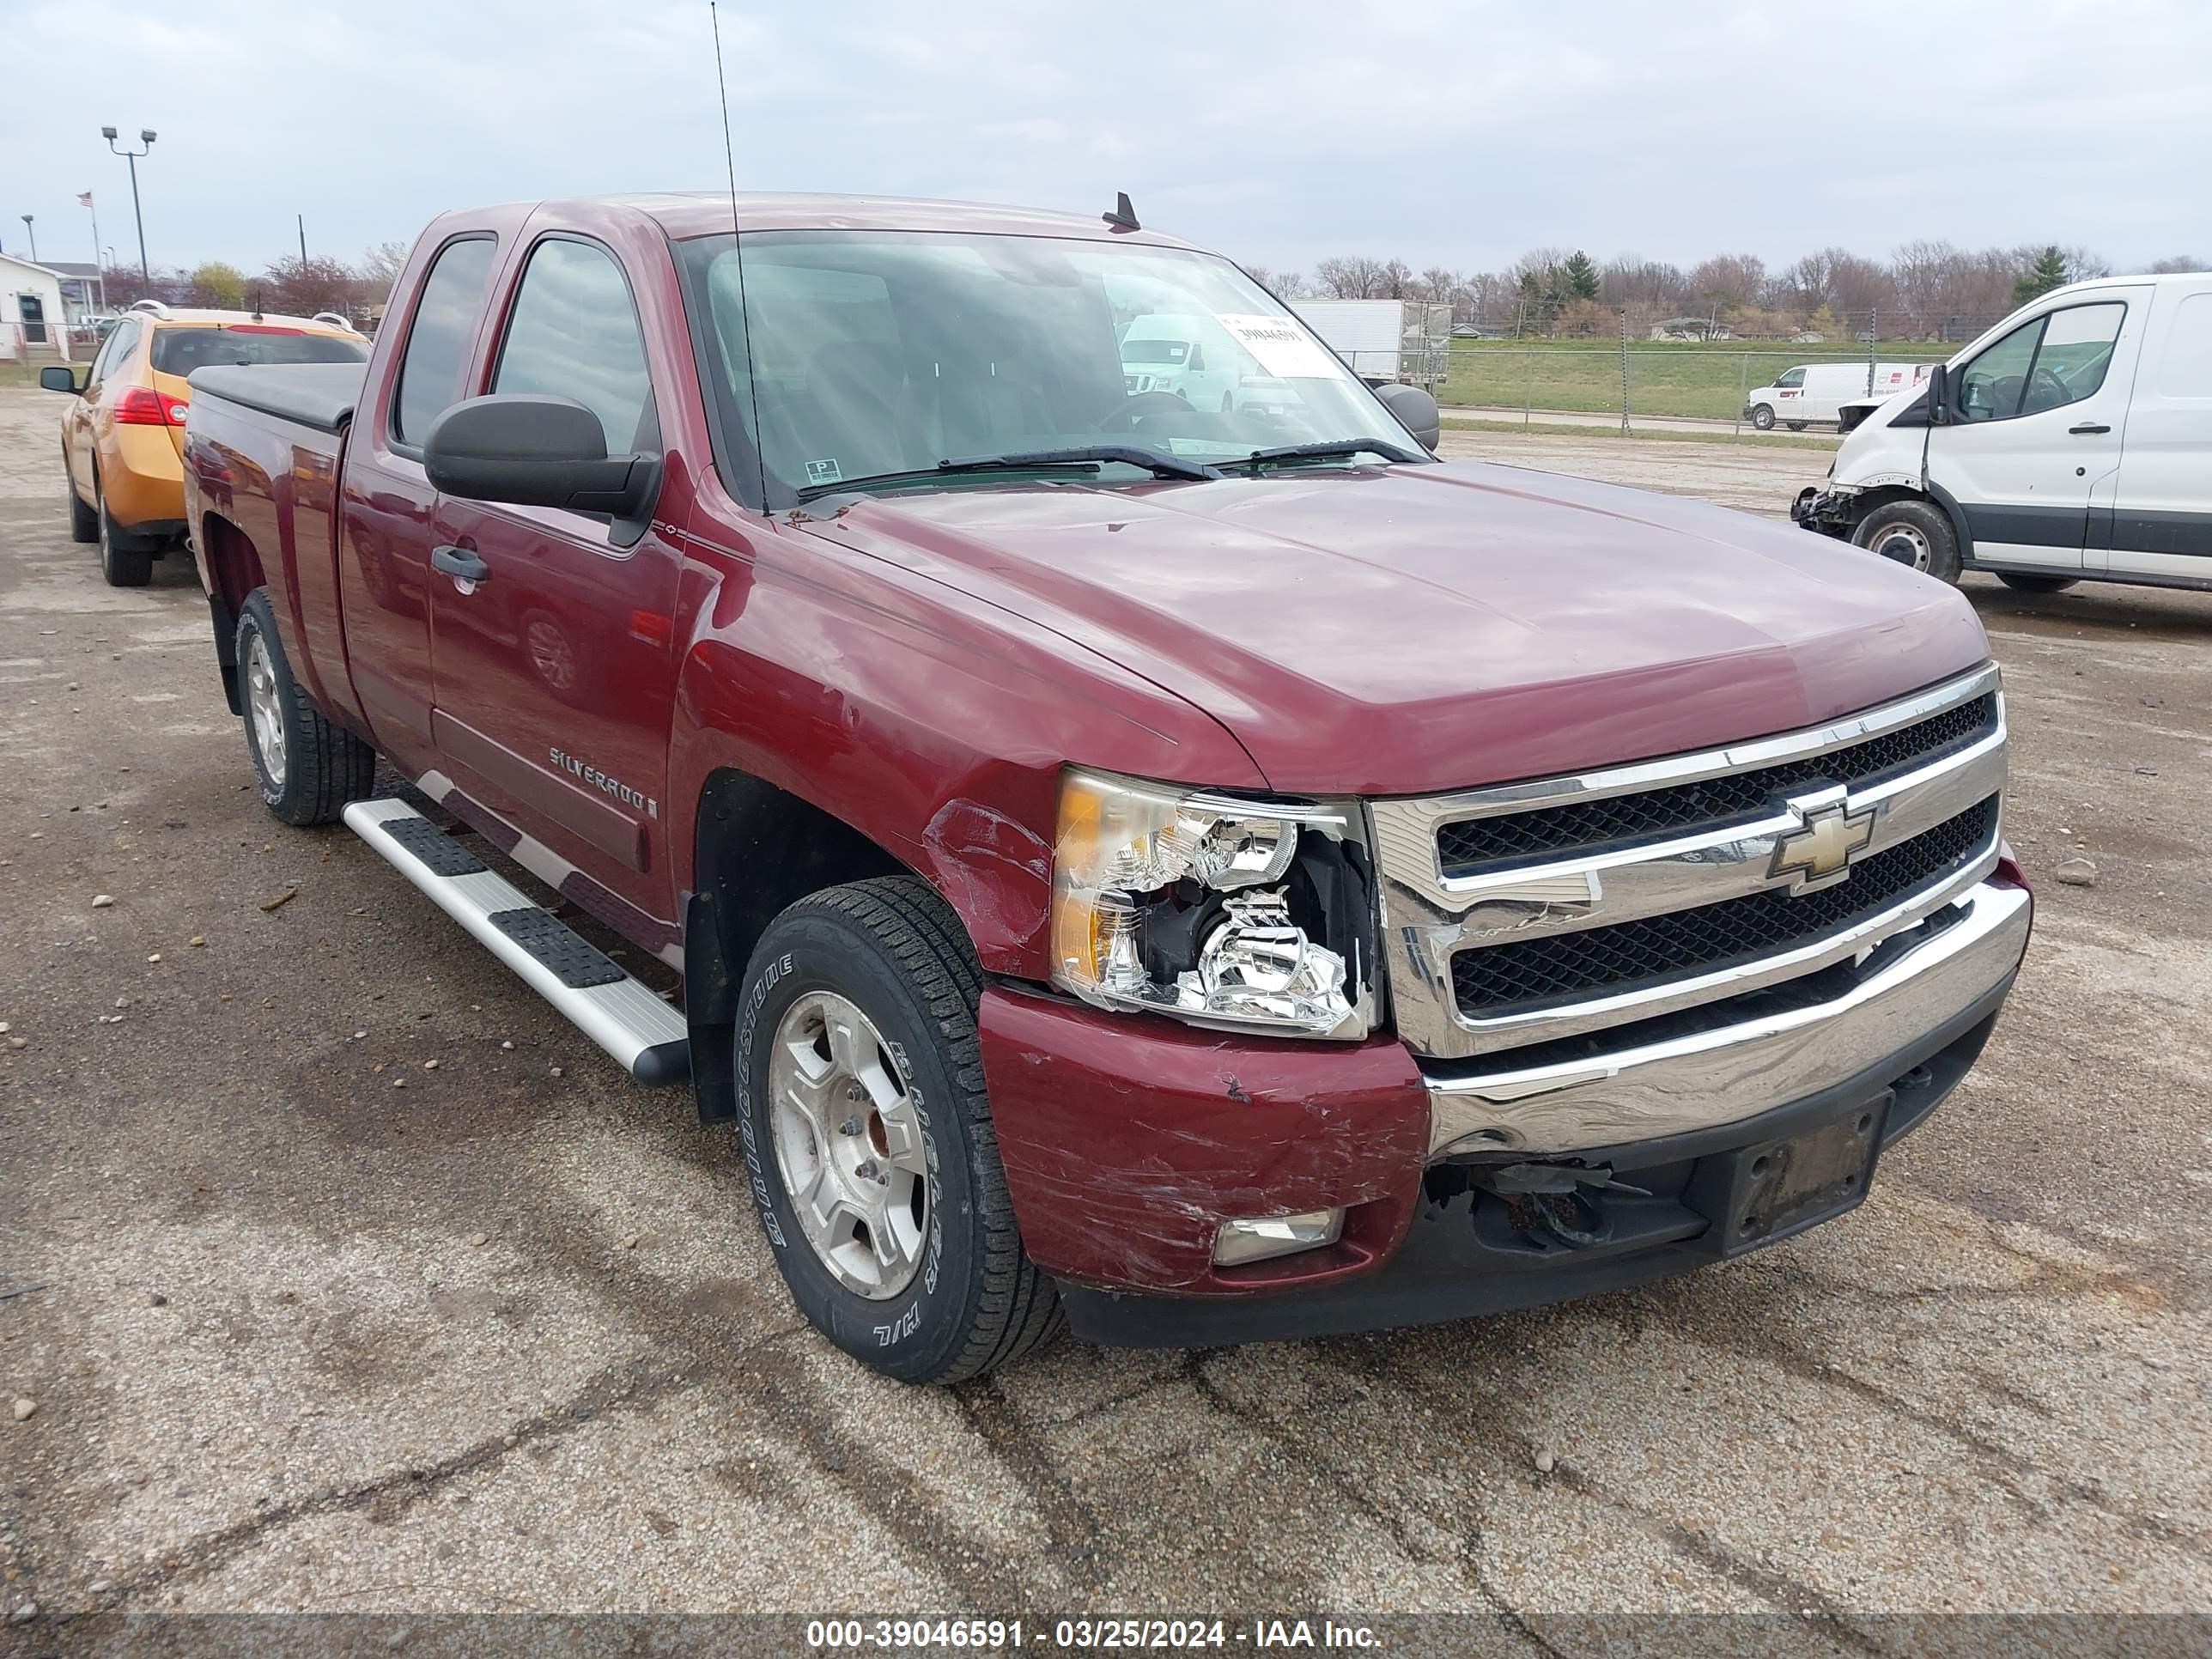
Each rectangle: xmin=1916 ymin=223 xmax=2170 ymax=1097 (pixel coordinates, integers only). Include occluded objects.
xmin=1212 ymin=1208 xmax=1345 ymax=1267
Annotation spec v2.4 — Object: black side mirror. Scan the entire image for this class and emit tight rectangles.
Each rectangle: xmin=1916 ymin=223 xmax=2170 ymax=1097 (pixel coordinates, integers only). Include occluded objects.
xmin=1925 ymin=364 xmax=1949 ymax=426
xmin=422 ymin=394 xmax=660 ymax=540
xmin=1375 ymin=382 xmax=1442 ymax=451
xmin=39 ymin=366 xmax=86 ymax=394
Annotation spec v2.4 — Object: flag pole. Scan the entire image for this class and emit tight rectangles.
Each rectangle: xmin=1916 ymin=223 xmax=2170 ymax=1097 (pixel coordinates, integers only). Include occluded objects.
xmin=82 ymin=193 xmax=106 ymax=311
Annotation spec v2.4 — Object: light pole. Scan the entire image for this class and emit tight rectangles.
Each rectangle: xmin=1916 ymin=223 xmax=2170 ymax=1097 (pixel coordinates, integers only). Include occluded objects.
xmin=19 ymin=216 xmax=35 ymax=263
xmin=101 ymin=126 xmax=156 ymax=286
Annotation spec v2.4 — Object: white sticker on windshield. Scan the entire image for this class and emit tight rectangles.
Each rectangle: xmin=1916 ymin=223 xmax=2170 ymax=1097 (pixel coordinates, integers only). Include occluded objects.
xmin=1212 ymin=313 xmax=1339 ymax=380
xmin=804 ymin=458 xmax=842 ymax=485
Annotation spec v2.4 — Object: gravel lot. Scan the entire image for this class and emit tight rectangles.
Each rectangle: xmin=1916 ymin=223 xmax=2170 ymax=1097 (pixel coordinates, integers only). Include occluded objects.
xmin=3 ymin=386 xmax=2209 ymax=1639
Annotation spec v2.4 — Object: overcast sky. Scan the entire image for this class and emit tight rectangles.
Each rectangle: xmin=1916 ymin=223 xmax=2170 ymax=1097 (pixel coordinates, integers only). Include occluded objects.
xmin=3 ymin=0 xmax=2205 ymax=279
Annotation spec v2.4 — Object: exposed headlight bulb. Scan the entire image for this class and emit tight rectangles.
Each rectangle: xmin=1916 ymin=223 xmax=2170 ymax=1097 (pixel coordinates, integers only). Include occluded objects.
xmin=1184 ymin=890 xmax=1348 ymax=1027
xmin=1050 ymin=769 xmax=1365 ymax=1037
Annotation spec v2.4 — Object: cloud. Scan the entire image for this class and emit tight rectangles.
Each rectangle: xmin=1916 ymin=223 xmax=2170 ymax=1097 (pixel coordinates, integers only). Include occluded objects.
xmin=3 ymin=0 xmax=2204 ymax=276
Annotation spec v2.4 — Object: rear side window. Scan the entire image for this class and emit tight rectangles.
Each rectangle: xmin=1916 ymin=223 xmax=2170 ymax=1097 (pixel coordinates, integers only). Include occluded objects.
xmin=94 ymin=319 xmax=140 ymax=383
xmin=393 ymin=236 xmax=498 ymax=446
xmin=152 ymin=329 xmax=367 ymax=375
xmin=491 ymin=238 xmax=654 ymax=453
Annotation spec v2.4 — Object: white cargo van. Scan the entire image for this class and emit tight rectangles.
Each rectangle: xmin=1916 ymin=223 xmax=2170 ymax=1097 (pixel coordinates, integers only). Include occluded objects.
xmin=1792 ymin=273 xmax=2212 ymax=593
xmin=1745 ymin=362 xmax=1931 ymax=429
xmin=1117 ymin=313 xmax=1293 ymax=414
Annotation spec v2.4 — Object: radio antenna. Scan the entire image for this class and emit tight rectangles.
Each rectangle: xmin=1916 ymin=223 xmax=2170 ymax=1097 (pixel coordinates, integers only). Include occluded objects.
xmin=710 ymin=1 xmax=770 ymax=513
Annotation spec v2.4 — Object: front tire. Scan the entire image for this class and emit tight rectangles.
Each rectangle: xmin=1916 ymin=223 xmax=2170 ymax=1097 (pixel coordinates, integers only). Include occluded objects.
xmin=234 ymin=587 xmax=378 ymax=825
xmin=96 ymin=478 xmax=153 ymax=587
xmin=1997 ymin=573 xmax=2081 ymax=594
xmin=735 ymin=877 xmax=1062 ymax=1383
xmin=1749 ymin=404 xmax=1777 ymax=430
xmin=1851 ymin=499 xmax=1961 ymax=584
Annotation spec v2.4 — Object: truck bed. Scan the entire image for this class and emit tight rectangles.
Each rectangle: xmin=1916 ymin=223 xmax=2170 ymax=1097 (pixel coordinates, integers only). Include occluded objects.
xmin=187 ymin=362 xmax=367 ymax=434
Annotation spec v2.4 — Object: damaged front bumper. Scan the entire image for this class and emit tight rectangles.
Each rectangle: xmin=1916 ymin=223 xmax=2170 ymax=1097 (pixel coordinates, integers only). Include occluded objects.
xmin=979 ymin=878 xmax=2028 ymax=1348
xmin=1792 ymin=482 xmax=1856 ymax=536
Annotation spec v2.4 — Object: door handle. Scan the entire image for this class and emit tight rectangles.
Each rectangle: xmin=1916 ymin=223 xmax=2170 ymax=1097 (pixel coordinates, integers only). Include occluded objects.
xmin=431 ymin=544 xmax=489 ymax=583
xmin=2069 ymin=422 xmax=2111 ymax=434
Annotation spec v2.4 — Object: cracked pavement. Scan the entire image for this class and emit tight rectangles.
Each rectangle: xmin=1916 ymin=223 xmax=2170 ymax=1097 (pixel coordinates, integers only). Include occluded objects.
xmin=3 ymin=385 xmax=2209 ymax=1635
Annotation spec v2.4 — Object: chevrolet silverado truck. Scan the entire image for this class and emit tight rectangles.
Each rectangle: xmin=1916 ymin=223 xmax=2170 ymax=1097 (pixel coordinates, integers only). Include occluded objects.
xmin=179 ymin=192 xmax=2031 ymax=1382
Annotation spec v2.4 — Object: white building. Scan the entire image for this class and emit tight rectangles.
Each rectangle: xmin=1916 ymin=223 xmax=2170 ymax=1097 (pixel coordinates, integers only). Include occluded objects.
xmin=0 ymin=252 xmax=74 ymax=362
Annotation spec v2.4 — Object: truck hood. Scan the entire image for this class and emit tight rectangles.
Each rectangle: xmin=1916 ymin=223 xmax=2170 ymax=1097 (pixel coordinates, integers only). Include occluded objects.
xmin=806 ymin=459 xmax=1988 ymax=797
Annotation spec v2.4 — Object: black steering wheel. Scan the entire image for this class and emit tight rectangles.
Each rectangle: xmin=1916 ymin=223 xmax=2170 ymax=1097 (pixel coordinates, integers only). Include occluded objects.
xmin=2025 ymin=364 xmax=2070 ymax=414
xmin=1098 ymin=390 xmax=1190 ymax=431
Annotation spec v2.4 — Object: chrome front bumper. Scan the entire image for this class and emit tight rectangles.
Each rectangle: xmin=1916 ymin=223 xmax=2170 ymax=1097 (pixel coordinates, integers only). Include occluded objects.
xmin=1424 ymin=878 xmax=2029 ymax=1158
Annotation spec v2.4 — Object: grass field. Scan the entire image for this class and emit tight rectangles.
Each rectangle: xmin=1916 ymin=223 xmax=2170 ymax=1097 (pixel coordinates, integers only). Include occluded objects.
xmin=1438 ymin=339 xmax=1951 ymax=422
xmin=1439 ymin=415 xmax=1839 ymax=450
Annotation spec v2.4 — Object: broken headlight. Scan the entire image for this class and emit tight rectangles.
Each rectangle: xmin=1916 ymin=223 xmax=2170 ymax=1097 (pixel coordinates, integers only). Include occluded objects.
xmin=1049 ymin=769 xmax=1376 ymax=1037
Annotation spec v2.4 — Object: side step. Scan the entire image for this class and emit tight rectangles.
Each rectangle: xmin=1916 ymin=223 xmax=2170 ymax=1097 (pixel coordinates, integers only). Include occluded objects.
xmin=343 ymin=799 xmax=689 ymax=1085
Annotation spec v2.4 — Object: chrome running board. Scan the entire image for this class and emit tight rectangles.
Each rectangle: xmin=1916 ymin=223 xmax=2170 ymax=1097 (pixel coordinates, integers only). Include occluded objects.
xmin=343 ymin=799 xmax=689 ymax=1085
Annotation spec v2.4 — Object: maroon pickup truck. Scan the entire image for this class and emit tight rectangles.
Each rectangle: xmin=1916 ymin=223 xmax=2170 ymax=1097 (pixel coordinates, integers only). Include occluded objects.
xmin=180 ymin=191 xmax=2030 ymax=1382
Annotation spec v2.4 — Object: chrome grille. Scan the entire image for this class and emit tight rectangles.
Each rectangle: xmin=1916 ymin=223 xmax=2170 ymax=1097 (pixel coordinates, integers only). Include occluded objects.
xmin=1451 ymin=796 xmax=1997 ymax=1017
xmin=1369 ymin=665 xmax=2008 ymax=1061
xmin=1437 ymin=694 xmax=1998 ymax=875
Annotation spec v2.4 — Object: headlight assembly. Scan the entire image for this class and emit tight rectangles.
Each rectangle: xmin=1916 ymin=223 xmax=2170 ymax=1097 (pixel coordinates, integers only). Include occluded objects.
xmin=1049 ymin=769 xmax=1376 ymax=1037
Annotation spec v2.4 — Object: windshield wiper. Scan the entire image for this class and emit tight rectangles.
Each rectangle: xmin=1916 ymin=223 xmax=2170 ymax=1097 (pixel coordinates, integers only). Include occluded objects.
xmin=796 ymin=445 xmax=1220 ymax=501
xmin=1239 ymin=439 xmax=1425 ymax=471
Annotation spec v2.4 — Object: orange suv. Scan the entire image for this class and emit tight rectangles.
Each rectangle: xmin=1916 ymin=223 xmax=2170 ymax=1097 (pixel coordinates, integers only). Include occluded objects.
xmin=41 ymin=301 xmax=367 ymax=586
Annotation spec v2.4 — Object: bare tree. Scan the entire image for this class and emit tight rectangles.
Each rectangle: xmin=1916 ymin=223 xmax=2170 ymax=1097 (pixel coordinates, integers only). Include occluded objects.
xmin=1313 ymin=256 xmax=1411 ymax=299
xmin=1599 ymin=255 xmax=1687 ymax=310
xmin=2148 ymin=254 xmax=2207 ymax=273
xmin=1462 ymin=270 xmax=1514 ymax=327
xmin=1687 ymin=253 xmax=1765 ymax=312
xmin=1242 ymin=263 xmax=1310 ymax=298
xmin=1411 ymin=265 xmax=1461 ymax=304
xmin=2059 ymin=244 xmax=2112 ymax=281
xmin=354 ymin=240 xmax=412 ymax=302
xmin=258 ymin=256 xmax=362 ymax=317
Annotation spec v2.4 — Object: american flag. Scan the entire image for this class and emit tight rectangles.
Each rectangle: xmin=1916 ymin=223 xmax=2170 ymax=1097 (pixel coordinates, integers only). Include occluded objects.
xmin=77 ymin=192 xmax=93 ymax=208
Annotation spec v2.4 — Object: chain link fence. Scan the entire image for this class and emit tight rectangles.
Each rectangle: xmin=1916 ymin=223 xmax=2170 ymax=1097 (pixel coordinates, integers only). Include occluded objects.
xmin=1425 ymin=301 xmax=2042 ymax=439
xmin=1437 ymin=344 xmax=1960 ymax=437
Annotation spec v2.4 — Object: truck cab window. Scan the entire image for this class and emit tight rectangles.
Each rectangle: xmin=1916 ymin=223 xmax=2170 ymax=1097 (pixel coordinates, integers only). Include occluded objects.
xmin=2017 ymin=302 xmax=2124 ymax=417
xmin=491 ymin=239 xmax=654 ymax=455
xmin=1956 ymin=302 xmax=2124 ymax=423
xmin=393 ymin=236 xmax=498 ymax=446
xmin=1777 ymin=367 xmax=1806 ymax=388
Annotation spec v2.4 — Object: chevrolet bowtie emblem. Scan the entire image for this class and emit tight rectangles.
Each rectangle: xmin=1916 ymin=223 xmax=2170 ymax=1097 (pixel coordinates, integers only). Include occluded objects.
xmin=1770 ymin=798 xmax=1880 ymax=892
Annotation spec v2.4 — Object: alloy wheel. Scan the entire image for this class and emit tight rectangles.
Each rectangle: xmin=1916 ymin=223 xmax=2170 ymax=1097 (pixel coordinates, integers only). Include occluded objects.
xmin=245 ymin=631 xmax=289 ymax=789
xmin=768 ymin=990 xmax=931 ymax=1299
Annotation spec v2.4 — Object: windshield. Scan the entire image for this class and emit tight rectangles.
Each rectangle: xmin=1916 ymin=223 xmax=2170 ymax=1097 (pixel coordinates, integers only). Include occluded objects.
xmin=678 ymin=230 xmax=1419 ymax=503
xmin=151 ymin=327 xmax=366 ymax=375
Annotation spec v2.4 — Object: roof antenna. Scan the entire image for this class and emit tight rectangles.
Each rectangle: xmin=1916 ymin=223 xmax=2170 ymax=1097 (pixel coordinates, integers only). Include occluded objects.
xmin=1102 ymin=191 xmax=1139 ymax=233
xmin=710 ymin=1 xmax=770 ymax=514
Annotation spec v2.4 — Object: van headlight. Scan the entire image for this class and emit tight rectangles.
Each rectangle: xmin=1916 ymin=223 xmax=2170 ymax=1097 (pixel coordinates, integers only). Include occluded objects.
xmin=1049 ymin=769 xmax=1375 ymax=1037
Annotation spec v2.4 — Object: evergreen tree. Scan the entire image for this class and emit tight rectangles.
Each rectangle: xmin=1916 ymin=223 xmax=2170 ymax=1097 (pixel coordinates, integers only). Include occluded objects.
xmin=2013 ymin=246 xmax=2071 ymax=304
xmin=1563 ymin=250 xmax=1601 ymax=301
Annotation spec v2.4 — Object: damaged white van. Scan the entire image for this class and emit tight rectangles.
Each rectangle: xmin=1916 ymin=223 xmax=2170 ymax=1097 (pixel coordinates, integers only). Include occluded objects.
xmin=1793 ymin=272 xmax=2212 ymax=593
